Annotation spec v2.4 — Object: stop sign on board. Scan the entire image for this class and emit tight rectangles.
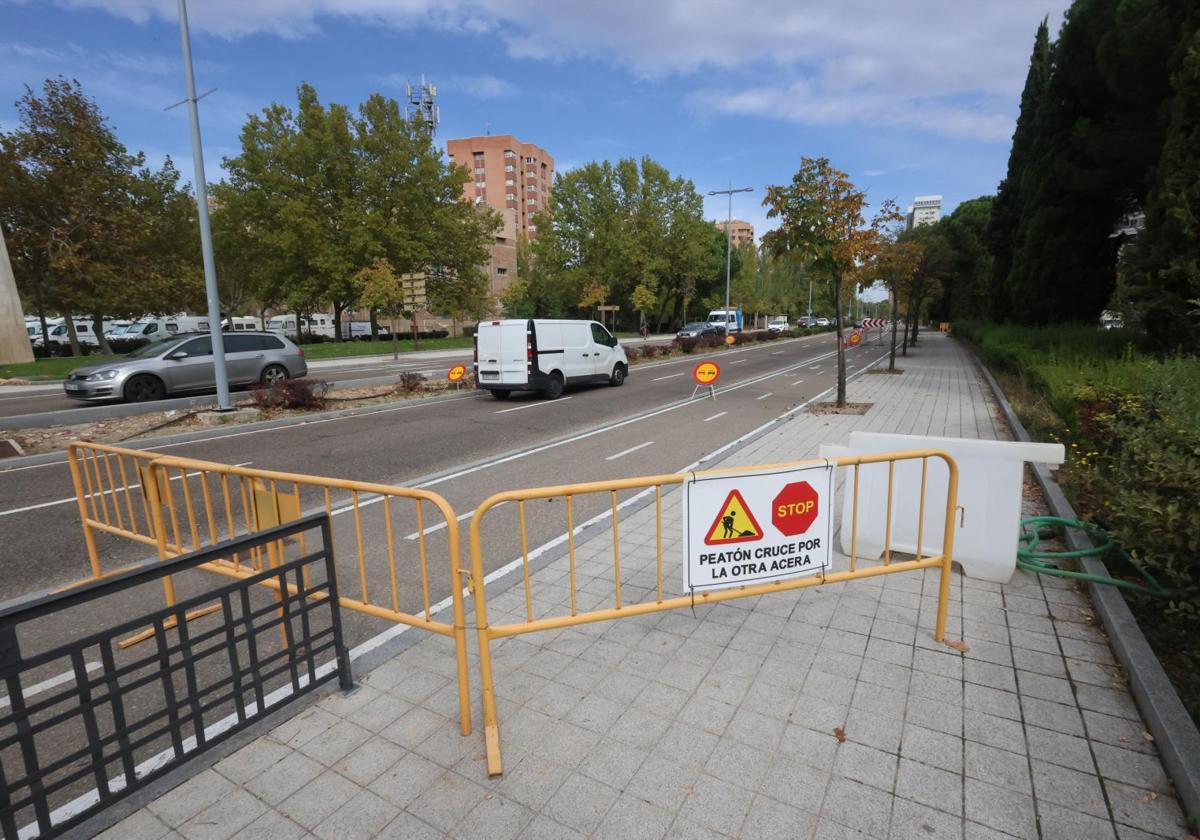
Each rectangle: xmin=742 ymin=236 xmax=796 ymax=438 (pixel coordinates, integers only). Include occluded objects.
xmin=772 ymin=481 xmax=819 ymax=536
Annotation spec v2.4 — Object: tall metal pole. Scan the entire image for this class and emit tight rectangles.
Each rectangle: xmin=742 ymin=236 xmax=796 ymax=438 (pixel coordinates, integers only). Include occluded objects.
xmin=807 ymin=278 xmax=813 ymax=322
xmin=707 ymin=186 xmax=752 ymax=333
xmin=177 ymin=0 xmax=231 ymax=410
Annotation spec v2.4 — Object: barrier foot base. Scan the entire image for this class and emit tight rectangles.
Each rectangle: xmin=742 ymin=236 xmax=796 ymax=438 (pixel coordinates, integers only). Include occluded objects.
xmin=118 ymin=603 xmax=224 ymax=649
xmin=485 ymin=724 xmax=503 ymax=777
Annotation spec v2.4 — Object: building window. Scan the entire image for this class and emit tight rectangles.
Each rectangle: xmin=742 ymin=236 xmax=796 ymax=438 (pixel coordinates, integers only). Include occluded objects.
xmin=474 ymin=196 xmax=484 ymax=205
xmin=496 ymin=267 xmax=508 ymax=275
xmin=525 ymin=156 xmax=536 ymax=164
xmin=504 ymin=164 xmax=515 ymax=172
xmin=506 ymin=193 xmax=516 ymax=201
xmin=526 ymin=184 xmax=537 ymax=192
xmin=505 ymin=179 xmax=515 ymax=186
xmin=504 ymin=149 xmax=515 ymax=158
xmin=528 ymin=224 xmax=537 ymax=232
xmin=475 ymin=181 xmax=486 ymax=189
xmin=526 ymin=198 xmax=537 ymax=205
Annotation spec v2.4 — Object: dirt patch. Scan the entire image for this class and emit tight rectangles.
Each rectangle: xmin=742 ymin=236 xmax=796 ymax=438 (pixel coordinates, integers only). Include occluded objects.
xmin=808 ymin=402 xmax=873 ymax=415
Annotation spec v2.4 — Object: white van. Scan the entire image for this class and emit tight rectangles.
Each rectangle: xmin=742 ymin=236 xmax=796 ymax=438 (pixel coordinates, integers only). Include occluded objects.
xmin=266 ymin=314 xmax=336 ymax=339
xmin=124 ymin=316 xmax=212 ymax=342
xmin=32 ymin=318 xmax=116 ymax=348
xmin=474 ymin=319 xmax=628 ymax=400
xmin=222 ymin=316 xmax=262 ymax=332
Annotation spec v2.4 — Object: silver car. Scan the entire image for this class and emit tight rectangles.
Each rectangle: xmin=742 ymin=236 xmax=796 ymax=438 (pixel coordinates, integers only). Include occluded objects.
xmin=63 ymin=331 xmax=308 ymax=403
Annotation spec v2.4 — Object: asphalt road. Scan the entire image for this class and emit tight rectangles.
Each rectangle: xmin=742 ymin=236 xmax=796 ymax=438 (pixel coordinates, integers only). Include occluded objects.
xmin=0 ymin=332 xmax=887 ymax=824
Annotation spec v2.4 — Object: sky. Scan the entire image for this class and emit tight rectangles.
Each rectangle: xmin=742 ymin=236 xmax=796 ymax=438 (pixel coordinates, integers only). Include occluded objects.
xmin=1 ymin=0 xmax=1071 ymax=244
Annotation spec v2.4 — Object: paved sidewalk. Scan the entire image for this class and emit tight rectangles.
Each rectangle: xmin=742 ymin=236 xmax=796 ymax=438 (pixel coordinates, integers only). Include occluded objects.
xmin=102 ymin=334 xmax=1190 ymax=840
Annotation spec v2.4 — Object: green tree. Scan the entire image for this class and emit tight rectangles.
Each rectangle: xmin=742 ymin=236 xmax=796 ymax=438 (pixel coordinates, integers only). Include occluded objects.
xmin=0 ymin=78 xmax=201 ymax=355
xmin=988 ymin=19 xmax=1052 ymax=320
xmin=874 ymin=239 xmax=923 ymax=370
xmin=1124 ymin=20 xmax=1200 ymax=350
xmin=356 ymin=258 xmax=405 ymax=359
xmin=764 ymin=158 xmax=900 ymax=405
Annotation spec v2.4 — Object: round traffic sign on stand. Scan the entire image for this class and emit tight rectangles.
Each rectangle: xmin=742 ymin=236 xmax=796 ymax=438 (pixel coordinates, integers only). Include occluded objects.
xmin=725 ymin=335 xmax=736 ymax=346
xmin=693 ymin=361 xmax=721 ymax=385
xmin=447 ymin=364 xmax=466 ymax=382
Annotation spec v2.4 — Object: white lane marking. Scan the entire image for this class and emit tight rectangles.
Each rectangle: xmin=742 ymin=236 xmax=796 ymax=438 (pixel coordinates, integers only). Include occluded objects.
xmin=19 ymin=347 xmax=892 ymax=840
xmin=651 ymin=372 xmax=686 ymax=382
xmin=703 ymin=412 xmax=727 ymax=422
xmin=792 ymin=379 xmax=804 ymax=386
xmin=0 ymin=462 xmax=253 ymax=518
xmin=756 ymin=393 xmax=773 ymax=400
xmin=730 ymin=359 xmax=747 ymax=365
xmin=809 ymin=366 xmax=821 ymax=370
xmin=770 ymin=351 xmax=784 ymax=356
xmin=605 ymin=441 xmax=654 ymax=461
xmin=0 ymin=662 xmax=101 ymax=709
xmin=405 ymin=509 xmax=473 ymax=541
xmin=494 ymin=396 xmax=573 ymax=414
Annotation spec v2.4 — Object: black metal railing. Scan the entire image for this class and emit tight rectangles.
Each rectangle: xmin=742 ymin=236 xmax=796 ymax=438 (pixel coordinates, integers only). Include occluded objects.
xmin=0 ymin=513 xmax=353 ymax=840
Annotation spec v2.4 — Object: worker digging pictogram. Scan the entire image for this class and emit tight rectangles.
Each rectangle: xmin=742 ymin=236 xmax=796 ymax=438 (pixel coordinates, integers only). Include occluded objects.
xmin=703 ymin=489 xmax=763 ymax=545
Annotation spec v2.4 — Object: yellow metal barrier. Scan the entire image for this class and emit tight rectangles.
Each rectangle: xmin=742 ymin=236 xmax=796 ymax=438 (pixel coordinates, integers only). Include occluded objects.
xmin=66 ymin=442 xmax=473 ymax=736
xmin=467 ymin=449 xmax=960 ymax=775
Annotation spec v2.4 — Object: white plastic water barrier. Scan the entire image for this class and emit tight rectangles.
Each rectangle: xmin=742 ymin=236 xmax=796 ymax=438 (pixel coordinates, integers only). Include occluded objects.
xmin=817 ymin=433 xmax=1065 ymax=583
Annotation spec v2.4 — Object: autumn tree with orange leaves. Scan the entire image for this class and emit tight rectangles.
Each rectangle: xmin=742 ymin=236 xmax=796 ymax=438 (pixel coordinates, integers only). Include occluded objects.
xmin=763 ymin=158 xmax=900 ymax=406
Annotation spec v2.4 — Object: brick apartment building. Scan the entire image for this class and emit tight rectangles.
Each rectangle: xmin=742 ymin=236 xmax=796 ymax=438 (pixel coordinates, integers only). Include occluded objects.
xmin=715 ymin=218 xmax=755 ymax=248
xmin=446 ymin=135 xmax=554 ymax=299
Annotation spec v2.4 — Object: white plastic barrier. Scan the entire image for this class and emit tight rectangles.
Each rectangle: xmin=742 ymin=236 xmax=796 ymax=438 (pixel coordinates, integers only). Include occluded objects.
xmin=818 ymin=433 xmax=1065 ymax=583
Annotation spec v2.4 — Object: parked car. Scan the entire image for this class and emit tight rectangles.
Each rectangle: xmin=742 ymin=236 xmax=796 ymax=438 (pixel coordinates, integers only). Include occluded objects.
xmin=767 ymin=318 xmax=790 ymax=333
xmin=339 ymin=320 xmax=392 ymax=341
xmin=123 ymin=315 xmax=213 ymax=343
xmin=815 ymin=317 xmax=830 ymax=327
xmin=474 ymin=319 xmax=627 ymax=400
xmin=676 ymin=321 xmax=718 ymax=339
xmin=63 ymin=331 xmax=307 ymax=403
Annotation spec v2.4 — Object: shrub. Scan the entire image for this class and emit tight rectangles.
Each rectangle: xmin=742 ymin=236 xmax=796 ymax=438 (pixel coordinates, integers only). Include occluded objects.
xmin=624 ymin=346 xmax=644 ymax=362
xmin=396 ymin=371 xmax=427 ymax=392
xmin=675 ymin=337 xmax=698 ymax=354
xmin=249 ymin=378 xmax=330 ymax=410
xmin=109 ymin=338 xmax=150 ymax=353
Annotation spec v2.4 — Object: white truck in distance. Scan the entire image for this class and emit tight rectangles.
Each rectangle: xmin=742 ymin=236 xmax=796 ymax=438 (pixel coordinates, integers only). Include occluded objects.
xmin=474 ymin=319 xmax=628 ymax=400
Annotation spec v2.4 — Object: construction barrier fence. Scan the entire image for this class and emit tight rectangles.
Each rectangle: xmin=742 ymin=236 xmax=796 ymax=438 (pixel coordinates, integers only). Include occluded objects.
xmin=467 ymin=450 xmax=959 ymax=775
xmin=65 ymin=442 xmax=472 ymax=736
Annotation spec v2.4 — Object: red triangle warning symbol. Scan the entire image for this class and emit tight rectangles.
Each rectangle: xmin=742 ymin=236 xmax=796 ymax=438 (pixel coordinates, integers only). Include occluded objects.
xmin=703 ymin=489 xmax=764 ymax=546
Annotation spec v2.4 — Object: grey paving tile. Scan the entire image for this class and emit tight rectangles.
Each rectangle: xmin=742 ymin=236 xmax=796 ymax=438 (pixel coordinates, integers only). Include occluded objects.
xmin=177 ymin=788 xmax=268 ymax=840
xmin=901 ymin=723 xmax=963 ymax=774
xmin=896 ymin=757 xmax=962 ymax=816
xmin=212 ymin=737 xmax=293 ymax=786
xmin=95 ymin=808 xmax=172 ymax=840
xmin=1080 ymin=710 xmax=1157 ymax=756
xmin=704 ymin=740 xmax=774 ymax=791
xmin=821 ymin=776 xmax=894 ymax=838
xmin=1091 ymin=742 xmax=1169 ymax=789
xmin=1025 ymin=725 xmax=1096 ymax=774
xmin=232 ymin=809 xmax=308 ymax=840
xmin=888 ymin=798 xmax=964 ymax=840
xmin=963 ymin=683 xmax=1019 ymax=721
xmin=405 ymin=770 xmax=489 ymax=834
xmin=1030 ymin=758 xmax=1108 ymax=819
xmin=450 ymin=791 xmax=534 ymax=840
xmin=1015 ymin=670 xmax=1074 ymax=706
xmin=541 ymin=771 xmax=620 ymax=835
xmin=147 ymin=770 xmax=238 ymax=828
xmin=367 ymin=749 xmax=445 ymax=809
xmin=332 ymin=737 xmax=408 ymax=787
xmin=962 ymin=709 xmax=1026 ymax=755
xmin=740 ymin=793 xmax=819 ymax=839
xmin=665 ymin=816 xmax=727 ymax=840
xmin=1019 ymin=695 xmax=1085 ymax=737
xmin=593 ymin=793 xmax=675 ymax=840
xmin=1074 ymin=684 xmax=1141 ymax=720
xmin=1038 ymin=801 xmax=1117 ymax=840
xmin=377 ymin=811 xmax=446 ymax=840
xmin=276 ymin=769 xmax=361 ymax=830
xmin=964 ymin=778 xmax=1036 ymax=839
xmin=313 ymin=789 xmax=401 ymax=840
xmin=1106 ymin=781 xmax=1189 ymax=837
xmin=964 ymin=741 xmax=1030 ymax=795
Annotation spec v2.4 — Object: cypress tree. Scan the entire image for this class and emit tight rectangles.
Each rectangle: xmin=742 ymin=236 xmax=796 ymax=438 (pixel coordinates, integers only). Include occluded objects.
xmin=987 ymin=19 xmax=1052 ymax=321
xmin=1126 ymin=20 xmax=1200 ymax=351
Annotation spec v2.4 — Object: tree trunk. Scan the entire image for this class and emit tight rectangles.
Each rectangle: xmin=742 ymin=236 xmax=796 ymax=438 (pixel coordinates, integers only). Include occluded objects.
xmin=370 ymin=309 xmax=379 ymax=341
xmin=889 ymin=298 xmax=900 ymax=371
xmin=258 ymin=305 xmax=266 ymax=331
xmin=391 ymin=311 xmax=399 ymax=360
xmin=295 ymin=312 xmax=303 ymax=346
xmin=332 ymin=303 xmax=345 ymax=342
xmin=411 ymin=319 xmax=420 ymax=351
xmin=833 ymin=274 xmax=846 ymax=406
xmin=93 ymin=314 xmax=113 ymax=356
xmin=902 ymin=292 xmax=917 ymax=356
xmin=64 ymin=317 xmax=82 ymax=357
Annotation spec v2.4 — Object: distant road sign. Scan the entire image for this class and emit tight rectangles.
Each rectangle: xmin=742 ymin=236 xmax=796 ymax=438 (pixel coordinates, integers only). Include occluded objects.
xmin=725 ymin=335 xmax=736 ymax=345
xmin=693 ymin=361 xmax=721 ymax=385
xmin=447 ymin=364 xmax=466 ymax=382
xmin=861 ymin=318 xmax=887 ymax=330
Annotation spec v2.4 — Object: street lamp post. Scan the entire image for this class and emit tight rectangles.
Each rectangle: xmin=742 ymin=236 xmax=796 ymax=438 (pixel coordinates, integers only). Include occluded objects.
xmin=176 ymin=0 xmax=231 ymax=410
xmin=707 ymin=185 xmax=753 ymax=333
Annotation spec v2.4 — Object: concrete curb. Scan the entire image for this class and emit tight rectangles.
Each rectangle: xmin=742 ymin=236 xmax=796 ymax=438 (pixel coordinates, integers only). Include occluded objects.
xmin=971 ymin=345 xmax=1200 ymax=827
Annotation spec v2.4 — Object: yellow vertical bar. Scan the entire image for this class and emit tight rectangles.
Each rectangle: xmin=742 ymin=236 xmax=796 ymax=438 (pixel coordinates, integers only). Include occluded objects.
xmin=655 ymin=485 xmax=663 ymax=604
xmin=221 ymin=474 xmax=239 ymax=569
xmin=850 ymin=463 xmax=860 ymax=572
xmin=88 ymin=450 xmax=112 ymax=526
xmin=935 ymin=454 xmax=959 ymax=642
xmin=67 ymin=447 xmax=102 ymax=579
xmin=884 ymin=460 xmax=895 ymax=565
xmin=518 ymin=500 xmax=532 ymax=622
xmin=199 ymin=471 xmax=218 ymax=545
xmin=115 ymin=455 xmax=138 ymax=536
xmin=611 ymin=491 xmax=622 ymax=609
xmin=179 ymin=468 xmax=201 ymax=551
xmin=240 ymin=476 xmax=261 ymax=570
xmin=415 ymin=500 xmax=431 ymax=620
xmin=294 ymin=483 xmax=310 ymax=590
xmin=468 ymin=506 xmax=501 ymax=774
xmin=566 ymin=495 xmax=577 ymax=617
xmin=352 ymin=491 xmax=369 ymax=604
xmin=79 ymin=447 xmax=100 ymax=523
xmin=323 ymin=487 xmax=337 ymax=560
xmin=162 ymin=467 xmax=184 ymax=554
xmin=101 ymin=454 xmax=124 ymax=532
xmin=916 ymin=457 xmax=928 ymax=562
xmin=136 ymin=457 xmax=156 ymax=540
xmin=144 ymin=463 xmax=177 ymax=609
xmin=383 ymin=497 xmax=399 ymax=613
xmin=269 ymin=479 xmax=285 ymax=563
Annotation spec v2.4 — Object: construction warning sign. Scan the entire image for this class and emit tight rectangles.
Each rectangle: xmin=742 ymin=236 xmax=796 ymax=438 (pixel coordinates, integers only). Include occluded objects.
xmin=682 ymin=462 xmax=834 ymax=593
xmin=703 ymin=489 xmax=763 ymax=545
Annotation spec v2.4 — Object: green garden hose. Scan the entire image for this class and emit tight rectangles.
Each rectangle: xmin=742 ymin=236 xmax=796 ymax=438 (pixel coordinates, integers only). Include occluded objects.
xmin=1017 ymin=516 xmax=1174 ymax=597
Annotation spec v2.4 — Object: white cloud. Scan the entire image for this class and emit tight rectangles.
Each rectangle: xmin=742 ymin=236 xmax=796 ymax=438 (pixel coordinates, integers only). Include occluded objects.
xmin=53 ymin=0 xmax=1072 ymax=141
xmin=444 ymin=74 xmax=516 ymax=99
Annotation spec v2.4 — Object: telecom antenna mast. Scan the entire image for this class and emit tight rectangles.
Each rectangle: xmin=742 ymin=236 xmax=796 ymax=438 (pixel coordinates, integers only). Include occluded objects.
xmin=405 ymin=75 xmax=439 ymax=134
